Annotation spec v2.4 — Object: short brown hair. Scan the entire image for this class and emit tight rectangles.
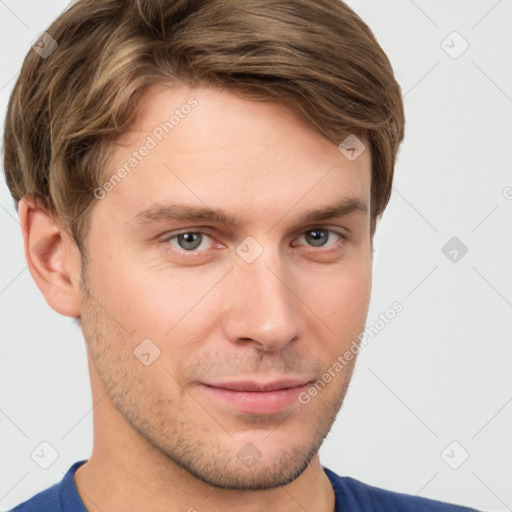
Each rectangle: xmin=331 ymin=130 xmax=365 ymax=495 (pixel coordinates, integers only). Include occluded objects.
xmin=3 ymin=0 xmax=404 ymax=254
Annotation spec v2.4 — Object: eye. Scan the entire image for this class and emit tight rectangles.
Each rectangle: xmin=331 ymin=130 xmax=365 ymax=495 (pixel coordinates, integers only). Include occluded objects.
xmin=161 ymin=227 xmax=346 ymax=255
xmin=294 ymin=228 xmax=344 ymax=248
xmin=166 ymin=230 xmax=215 ymax=252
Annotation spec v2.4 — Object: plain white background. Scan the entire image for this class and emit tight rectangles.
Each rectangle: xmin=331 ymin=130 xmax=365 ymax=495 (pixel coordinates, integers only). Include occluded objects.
xmin=0 ymin=1 xmax=511 ymax=511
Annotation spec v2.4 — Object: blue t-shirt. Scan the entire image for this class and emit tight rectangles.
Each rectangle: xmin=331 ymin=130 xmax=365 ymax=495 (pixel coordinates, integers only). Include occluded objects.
xmin=10 ymin=460 xmax=480 ymax=511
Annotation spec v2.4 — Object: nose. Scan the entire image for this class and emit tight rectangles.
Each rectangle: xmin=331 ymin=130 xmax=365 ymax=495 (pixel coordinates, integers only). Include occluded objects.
xmin=222 ymin=244 xmax=300 ymax=352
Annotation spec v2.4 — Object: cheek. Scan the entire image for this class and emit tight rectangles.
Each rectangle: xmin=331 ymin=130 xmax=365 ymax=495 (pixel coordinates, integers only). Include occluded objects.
xmin=89 ymin=253 xmax=226 ymax=343
xmin=303 ymin=260 xmax=372 ymax=329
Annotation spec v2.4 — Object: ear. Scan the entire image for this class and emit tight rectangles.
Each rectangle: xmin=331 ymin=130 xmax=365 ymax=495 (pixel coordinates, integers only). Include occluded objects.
xmin=18 ymin=196 xmax=83 ymax=318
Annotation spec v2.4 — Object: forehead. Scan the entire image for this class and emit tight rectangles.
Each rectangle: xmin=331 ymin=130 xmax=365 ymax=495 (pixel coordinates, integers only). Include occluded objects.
xmin=97 ymin=84 xmax=371 ymax=224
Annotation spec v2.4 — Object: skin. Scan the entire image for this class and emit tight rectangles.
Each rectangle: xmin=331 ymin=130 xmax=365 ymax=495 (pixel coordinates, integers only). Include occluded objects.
xmin=19 ymin=84 xmax=373 ymax=512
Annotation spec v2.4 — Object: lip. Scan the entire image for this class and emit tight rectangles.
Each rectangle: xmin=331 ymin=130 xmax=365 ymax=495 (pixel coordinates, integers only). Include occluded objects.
xmin=199 ymin=379 xmax=311 ymax=414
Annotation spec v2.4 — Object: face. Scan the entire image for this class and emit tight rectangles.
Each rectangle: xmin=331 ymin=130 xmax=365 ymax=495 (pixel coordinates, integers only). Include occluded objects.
xmin=78 ymin=84 xmax=373 ymax=490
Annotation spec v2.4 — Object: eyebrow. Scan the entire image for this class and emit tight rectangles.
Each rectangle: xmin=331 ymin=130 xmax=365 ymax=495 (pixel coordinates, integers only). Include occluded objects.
xmin=132 ymin=197 xmax=368 ymax=227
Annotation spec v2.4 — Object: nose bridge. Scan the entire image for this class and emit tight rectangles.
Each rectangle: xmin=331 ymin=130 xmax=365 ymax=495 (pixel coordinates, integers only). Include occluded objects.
xmin=223 ymin=239 xmax=300 ymax=350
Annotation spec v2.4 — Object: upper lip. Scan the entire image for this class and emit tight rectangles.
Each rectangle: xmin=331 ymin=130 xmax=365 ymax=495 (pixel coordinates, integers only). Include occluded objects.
xmin=202 ymin=379 xmax=311 ymax=392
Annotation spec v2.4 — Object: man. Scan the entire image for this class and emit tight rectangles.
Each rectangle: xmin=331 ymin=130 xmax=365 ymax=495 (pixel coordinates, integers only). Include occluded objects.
xmin=3 ymin=0 xmax=480 ymax=510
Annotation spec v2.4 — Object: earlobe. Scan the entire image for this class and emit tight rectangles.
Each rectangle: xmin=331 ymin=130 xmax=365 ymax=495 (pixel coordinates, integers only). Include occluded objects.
xmin=18 ymin=196 xmax=83 ymax=318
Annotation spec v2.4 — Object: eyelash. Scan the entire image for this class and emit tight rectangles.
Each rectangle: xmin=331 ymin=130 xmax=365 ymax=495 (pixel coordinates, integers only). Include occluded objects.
xmin=161 ymin=227 xmax=348 ymax=255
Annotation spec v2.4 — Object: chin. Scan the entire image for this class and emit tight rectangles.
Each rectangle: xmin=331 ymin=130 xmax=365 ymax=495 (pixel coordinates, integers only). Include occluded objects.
xmin=184 ymin=445 xmax=317 ymax=490
xmin=158 ymin=428 xmax=325 ymax=491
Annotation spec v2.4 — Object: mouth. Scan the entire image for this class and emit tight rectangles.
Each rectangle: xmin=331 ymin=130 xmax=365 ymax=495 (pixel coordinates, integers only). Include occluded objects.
xmin=199 ymin=379 xmax=312 ymax=414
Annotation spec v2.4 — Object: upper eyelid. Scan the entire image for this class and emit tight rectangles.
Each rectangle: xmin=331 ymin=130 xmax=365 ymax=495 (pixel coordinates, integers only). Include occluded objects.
xmin=164 ymin=228 xmax=217 ymax=243
xmin=165 ymin=226 xmax=345 ymax=237
xmin=294 ymin=228 xmax=346 ymax=246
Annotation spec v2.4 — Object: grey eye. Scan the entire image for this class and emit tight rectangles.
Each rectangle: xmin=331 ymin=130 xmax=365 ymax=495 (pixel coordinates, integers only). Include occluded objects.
xmin=304 ymin=229 xmax=329 ymax=247
xmin=177 ymin=232 xmax=203 ymax=250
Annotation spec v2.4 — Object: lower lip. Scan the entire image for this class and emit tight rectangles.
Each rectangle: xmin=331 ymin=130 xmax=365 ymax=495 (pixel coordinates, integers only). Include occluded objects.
xmin=200 ymin=384 xmax=309 ymax=414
